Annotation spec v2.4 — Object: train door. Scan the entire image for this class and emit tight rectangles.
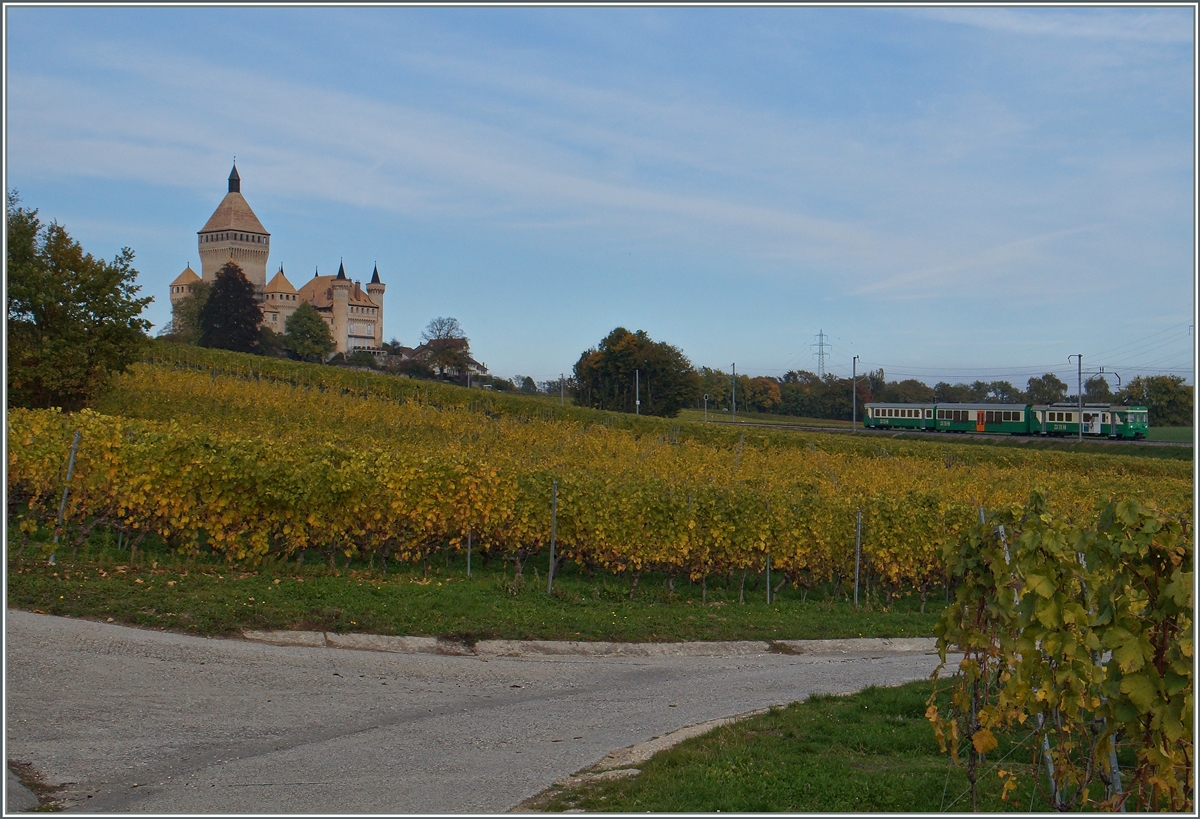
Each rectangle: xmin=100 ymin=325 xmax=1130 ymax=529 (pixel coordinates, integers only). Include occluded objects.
xmin=976 ymin=411 xmax=985 ymax=432
xmin=1082 ymin=411 xmax=1101 ymax=435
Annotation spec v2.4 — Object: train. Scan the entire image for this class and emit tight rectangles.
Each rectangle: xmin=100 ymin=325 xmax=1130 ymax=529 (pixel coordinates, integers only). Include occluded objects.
xmin=863 ymin=402 xmax=1149 ymax=439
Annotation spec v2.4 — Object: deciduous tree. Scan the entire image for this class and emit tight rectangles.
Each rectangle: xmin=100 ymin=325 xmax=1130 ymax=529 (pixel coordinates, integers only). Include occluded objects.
xmin=6 ymin=192 xmax=152 ymax=410
xmin=573 ymin=327 xmax=699 ymax=417
xmin=1118 ymin=375 xmax=1193 ymax=426
xmin=199 ymin=262 xmax=261 ymax=353
xmin=284 ymin=301 xmax=335 ymax=362
xmin=1026 ymin=373 xmax=1069 ymax=404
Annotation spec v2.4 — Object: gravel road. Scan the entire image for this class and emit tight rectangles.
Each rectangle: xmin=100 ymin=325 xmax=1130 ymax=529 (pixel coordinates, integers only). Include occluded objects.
xmin=6 ymin=610 xmax=945 ymax=813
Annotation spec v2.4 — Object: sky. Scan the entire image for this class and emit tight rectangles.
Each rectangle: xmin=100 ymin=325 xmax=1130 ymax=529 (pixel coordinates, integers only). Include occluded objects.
xmin=4 ymin=5 xmax=1196 ymax=390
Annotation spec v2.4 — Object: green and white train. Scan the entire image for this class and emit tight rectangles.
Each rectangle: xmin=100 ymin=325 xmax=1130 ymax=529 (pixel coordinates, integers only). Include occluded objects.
xmin=863 ymin=402 xmax=1149 ymax=439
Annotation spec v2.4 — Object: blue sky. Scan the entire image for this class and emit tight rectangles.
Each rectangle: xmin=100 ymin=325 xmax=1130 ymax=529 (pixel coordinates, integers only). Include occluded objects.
xmin=5 ymin=6 xmax=1195 ymax=389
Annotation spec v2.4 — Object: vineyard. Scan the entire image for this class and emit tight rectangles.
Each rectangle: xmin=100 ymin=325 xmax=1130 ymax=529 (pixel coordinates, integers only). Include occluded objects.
xmin=7 ymin=348 xmax=1192 ymax=602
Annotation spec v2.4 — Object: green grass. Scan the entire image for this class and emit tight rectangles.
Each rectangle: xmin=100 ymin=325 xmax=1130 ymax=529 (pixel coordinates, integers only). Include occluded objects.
xmin=675 ymin=407 xmax=853 ymax=428
xmin=7 ymin=527 xmax=944 ymax=642
xmin=1147 ymin=426 xmax=1194 ymax=442
xmin=534 ymin=680 xmax=1123 ymax=813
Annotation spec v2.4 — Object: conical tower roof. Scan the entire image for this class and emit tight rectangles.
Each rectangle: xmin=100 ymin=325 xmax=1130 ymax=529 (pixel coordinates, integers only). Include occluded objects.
xmin=170 ymin=264 xmax=201 ymax=287
xmin=199 ymin=164 xmax=268 ymax=235
xmin=370 ymin=264 xmax=381 ymax=284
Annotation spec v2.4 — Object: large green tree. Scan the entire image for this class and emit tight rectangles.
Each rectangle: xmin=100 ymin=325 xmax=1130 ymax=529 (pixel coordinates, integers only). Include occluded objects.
xmin=1083 ymin=374 xmax=1113 ymax=403
xmin=198 ymin=262 xmax=261 ymax=353
xmin=573 ymin=327 xmax=699 ymax=417
xmin=1026 ymin=373 xmax=1069 ymax=405
xmin=1118 ymin=375 xmax=1193 ymax=427
xmin=6 ymin=192 xmax=152 ymax=410
xmin=283 ymin=301 xmax=335 ymax=362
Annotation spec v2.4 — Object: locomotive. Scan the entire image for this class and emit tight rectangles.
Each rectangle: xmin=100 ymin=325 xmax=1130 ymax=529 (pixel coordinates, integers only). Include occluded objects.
xmin=863 ymin=402 xmax=1149 ymax=439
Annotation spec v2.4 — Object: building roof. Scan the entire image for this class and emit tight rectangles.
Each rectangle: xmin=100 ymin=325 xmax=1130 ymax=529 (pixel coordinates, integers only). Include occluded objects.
xmin=265 ymin=267 xmax=297 ymax=294
xmin=296 ymin=274 xmax=379 ymax=309
xmin=370 ymin=264 xmax=381 ymax=284
xmin=199 ymin=192 xmax=269 ymax=235
xmin=170 ymin=265 xmax=201 ymax=287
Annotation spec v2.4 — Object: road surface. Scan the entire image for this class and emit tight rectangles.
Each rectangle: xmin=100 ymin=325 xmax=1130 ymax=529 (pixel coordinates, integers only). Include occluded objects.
xmin=6 ymin=610 xmax=945 ymax=813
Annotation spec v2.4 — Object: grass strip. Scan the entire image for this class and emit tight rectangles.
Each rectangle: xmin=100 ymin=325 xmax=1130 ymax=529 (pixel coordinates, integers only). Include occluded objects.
xmin=7 ymin=533 xmax=943 ymax=642
xmin=534 ymin=680 xmax=1129 ymax=812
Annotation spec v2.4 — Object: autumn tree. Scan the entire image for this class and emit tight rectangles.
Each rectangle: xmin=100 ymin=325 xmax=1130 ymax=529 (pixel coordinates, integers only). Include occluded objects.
xmin=198 ymin=262 xmax=261 ymax=353
xmin=6 ymin=191 xmax=152 ymax=410
xmin=573 ymin=327 xmax=699 ymax=417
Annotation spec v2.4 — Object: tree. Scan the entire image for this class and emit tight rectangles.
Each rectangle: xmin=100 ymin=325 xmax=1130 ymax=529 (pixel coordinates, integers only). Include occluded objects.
xmin=1083 ymin=375 xmax=1113 ymax=403
xmin=573 ymin=327 xmax=700 ymax=417
xmin=161 ymin=280 xmax=210 ymax=344
xmin=257 ymin=325 xmax=289 ymax=359
xmin=418 ymin=318 xmax=473 ymax=379
xmin=744 ymin=376 xmax=782 ymax=412
xmin=346 ymin=350 xmax=378 ymax=368
xmin=1118 ymin=375 xmax=1193 ymax=427
xmin=6 ymin=192 xmax=152 ymax=410
xmin=423 ymin=337 xmax=474 ymax=379
xmin=1026 ymin=373 xmax=1069 ymax=405
xmin=421 ymin=316 xmax=466 ymax=342
xmin=284 ymin=301 xmax=335 ymax=362
xmin=199 ymin=262 xmax=261 ymax=353
xmin=515 ymin=375 xmax=538 ymax=394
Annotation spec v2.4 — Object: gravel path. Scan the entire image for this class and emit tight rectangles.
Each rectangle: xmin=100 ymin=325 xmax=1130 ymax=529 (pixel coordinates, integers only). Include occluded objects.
xmin=6 ymin=610 xmax=945 ymax=813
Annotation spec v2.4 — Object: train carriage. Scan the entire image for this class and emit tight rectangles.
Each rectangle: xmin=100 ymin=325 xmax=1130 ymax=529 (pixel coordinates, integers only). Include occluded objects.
xmin=864 ymin=403 xmax=936 ymax=430
xmin=931 ymin=403 xmax=1030 ymax=434
xmin=1032 ymin=403 xmax=1148 ymax=439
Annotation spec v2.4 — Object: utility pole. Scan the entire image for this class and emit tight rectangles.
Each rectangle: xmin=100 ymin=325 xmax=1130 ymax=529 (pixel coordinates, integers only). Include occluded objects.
xmin=813 ymin=330 xmax=830 ymax=377
xmin=731 ymin=363 xmax=736 ymax=422
xmin=852 ymin=355 xmax=859 ymax=432
xmin=560 ymin=373 xmax=565 ymax=405
xmin=1069 ymin=354 xmax=1083 ymax=441
xmin=703 ymin=394 xmax=709 ymax=422
xmin=635 ymin=370 xmax=640 ymax=415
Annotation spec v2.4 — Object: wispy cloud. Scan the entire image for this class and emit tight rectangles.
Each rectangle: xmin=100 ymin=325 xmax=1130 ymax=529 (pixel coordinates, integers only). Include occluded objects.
xmin=912 ymin=8 xmax=1193 ymax=43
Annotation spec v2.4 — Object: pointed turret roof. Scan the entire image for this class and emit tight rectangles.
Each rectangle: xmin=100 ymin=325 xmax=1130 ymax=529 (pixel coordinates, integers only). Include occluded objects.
xmin=336 ymin=261 xmax=348 ymax=280
xmin=170 ymin=264 xmax=201 ymax=287
xmin=265 ymin=267 xmax=297 ymax=294
xmin=370 ymin=264 xmax=381 ymax=284
xmin=199 ymin=165 xmax=268 ymax=235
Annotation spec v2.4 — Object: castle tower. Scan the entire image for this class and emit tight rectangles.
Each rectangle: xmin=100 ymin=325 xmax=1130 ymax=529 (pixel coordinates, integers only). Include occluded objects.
xmin=330 ymin=261 xmax=352 ymax=355
xmin=262 ymin=265 xmax=299 ymax=332
xmin=168 ymin=264 xmax=201 ymax=308
xmin=365 ymin=264 xmax=386 ymax=349
xmin=198 ymin=163 xmax=271 ymax=298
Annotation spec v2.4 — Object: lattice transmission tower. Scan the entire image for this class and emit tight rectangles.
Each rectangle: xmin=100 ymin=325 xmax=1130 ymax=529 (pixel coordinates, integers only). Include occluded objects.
xmin=812 ymin=329 xmax=831 ymax=377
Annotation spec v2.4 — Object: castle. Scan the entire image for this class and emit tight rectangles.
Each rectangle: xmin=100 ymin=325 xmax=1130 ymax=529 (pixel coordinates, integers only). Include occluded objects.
xmin=169 ymin=164 xmax=386 ymax=356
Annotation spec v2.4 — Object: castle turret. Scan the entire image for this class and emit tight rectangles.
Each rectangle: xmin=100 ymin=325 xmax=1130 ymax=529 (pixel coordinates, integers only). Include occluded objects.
xmin=197 ymin=162 xmax=270 ymax=298
xmin=366 ymin=264 xmax=386 ymax=349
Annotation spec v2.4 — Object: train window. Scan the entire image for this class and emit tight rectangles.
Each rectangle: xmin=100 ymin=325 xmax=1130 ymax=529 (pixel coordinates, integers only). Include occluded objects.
xmin=926 ymin=410 xmax=932 ymax=418
xmin=937 ymin=410 xmax=945 ymax=419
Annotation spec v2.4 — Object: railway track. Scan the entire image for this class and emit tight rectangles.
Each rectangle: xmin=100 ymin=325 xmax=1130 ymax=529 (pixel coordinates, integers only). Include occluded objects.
xmin=701 ymin=419 xmax=1193 ymax=447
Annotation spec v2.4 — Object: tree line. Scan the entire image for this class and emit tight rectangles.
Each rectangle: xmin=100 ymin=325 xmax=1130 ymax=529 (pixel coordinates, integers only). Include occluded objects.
xmin=571 ymin=325 xmax=1194 ymax=426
